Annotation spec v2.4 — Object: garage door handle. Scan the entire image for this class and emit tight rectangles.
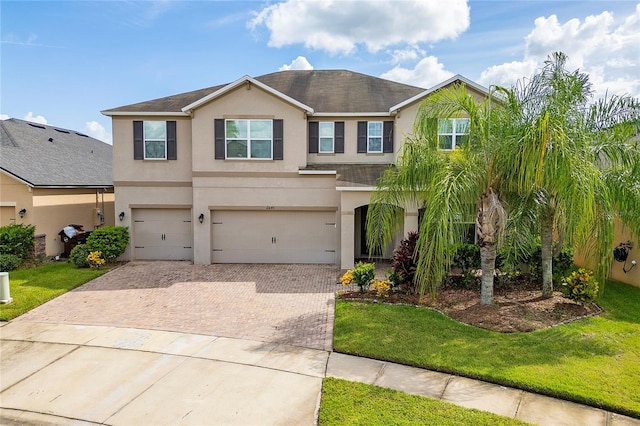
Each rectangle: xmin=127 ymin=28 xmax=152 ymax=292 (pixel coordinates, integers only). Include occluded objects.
xmin=325 ymin=250 xmax=335 ymax=253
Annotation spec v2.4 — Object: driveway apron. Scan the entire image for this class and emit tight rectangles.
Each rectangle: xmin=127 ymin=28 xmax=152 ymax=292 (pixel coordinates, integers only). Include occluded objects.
xmin=1 ymin=262 xmax=341 ymax=426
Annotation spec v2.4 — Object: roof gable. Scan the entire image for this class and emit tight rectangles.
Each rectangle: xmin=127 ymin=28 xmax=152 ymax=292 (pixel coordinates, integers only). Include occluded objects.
xmin=0 ymin=119 xmax=112 ymax=187
xmin=102 ymin=70 xmax=426 ymax=116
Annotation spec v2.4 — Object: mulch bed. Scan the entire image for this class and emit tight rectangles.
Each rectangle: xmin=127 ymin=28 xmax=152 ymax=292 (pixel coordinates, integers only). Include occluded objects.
xmin=338 ymin=283 xmax=602 ymax=333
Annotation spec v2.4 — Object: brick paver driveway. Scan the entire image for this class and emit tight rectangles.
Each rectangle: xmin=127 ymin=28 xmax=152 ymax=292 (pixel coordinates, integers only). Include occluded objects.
xmin=15 ymin=262 xmax=341 ymax=351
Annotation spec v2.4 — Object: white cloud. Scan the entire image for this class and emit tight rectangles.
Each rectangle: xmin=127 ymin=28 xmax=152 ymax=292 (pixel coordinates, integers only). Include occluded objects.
xmin=84 ymin=121 xmax=112 ymax=144
xmin=478 ymin=5 xmax=640 ymax=97
xmin=23 ymin=112 xmax=47 ymax=124
xmin=388 ymin=47 xmax=426 ymax=65
xmin=0 ymin=114 xmax=9 ymax=120
xmin=279 ymin=56 xmax=314 ymax=71
xmin=380 ymin=56 xmax=454 ymax=89
xmin=250 ymin=0 xmax=469 ymax=55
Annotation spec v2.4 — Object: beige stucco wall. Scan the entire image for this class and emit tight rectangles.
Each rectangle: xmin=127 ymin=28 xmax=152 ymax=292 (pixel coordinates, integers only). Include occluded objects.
xmin=0 ymin=172 xmax=33 ymax=226
xmin=191 ymin=83 xmax=308 ymax=173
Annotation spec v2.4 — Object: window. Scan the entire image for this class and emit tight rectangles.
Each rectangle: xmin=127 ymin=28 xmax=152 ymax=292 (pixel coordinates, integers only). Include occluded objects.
xmin=133 ymin=121 xmax=177 ymax=160
xmin=438 ymin=118 xmax=469 ymax=150
xmin=367 ymin=121 xmax=383 ymax=153
xmin=225 ymin=119 xmax=272 ymax=159
xmin=144 ymin=121 xmax=167 ymax=159
xmin=319 ymin=122 xmax=334 ymax=153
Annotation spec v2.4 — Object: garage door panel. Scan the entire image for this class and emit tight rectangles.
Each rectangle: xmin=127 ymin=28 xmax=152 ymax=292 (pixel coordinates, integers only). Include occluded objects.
xmin=211 ymin=210 xmax=337 ymax=264
xmin=133 ymin=209 xmax=193 ymax=261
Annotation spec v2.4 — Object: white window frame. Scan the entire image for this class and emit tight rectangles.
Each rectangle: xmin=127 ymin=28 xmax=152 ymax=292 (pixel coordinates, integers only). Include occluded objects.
xmin=438 ymin=118 xmax=469 ymax=150
xmin=143 ymin=121 xmax=167 ymax=160
xmin=319 ymin=122 xmax=335 ymax=153
xmin=225 ymin=119 xmax=273 ymax=160
xmin=367 ymin=121 xmax=383 ymax=153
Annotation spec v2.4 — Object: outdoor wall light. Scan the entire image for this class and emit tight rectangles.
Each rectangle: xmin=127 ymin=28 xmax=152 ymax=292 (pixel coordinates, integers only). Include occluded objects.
xmin=119 ymin=211 xmax=125 ymax=222
xmin=18 ymin=208 xmax=26 ymax=219
xmin=624 ymin=260 xmax=637 ymax=274
xmin=198 ymin=213 xmax=205 ymax=224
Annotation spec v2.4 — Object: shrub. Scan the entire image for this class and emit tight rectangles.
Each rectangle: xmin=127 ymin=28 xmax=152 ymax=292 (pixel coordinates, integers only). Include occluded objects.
xmin=0 ymin=223 xmax=35 ymax=260
xmin=85 ymin=226 xmax=129 ymax=262
xmin=341 ymin=262 xmax=376 ymax=293
xmin=0 ymin=254 xmax=22 ymax=271
xmin=522 ymin=244 xmax=575 ymax=283
xmin=452 ymin=243 xmax=481 ymax=271
xmin=87 ymin=251 xmax=105 ymax=269
xmin=69 ymin=244 xmax=91 ymax=268
xmin=390 ymin=231 xmax=419 ymax=293
xmin=372 ymin=279 xmax=392 ymax=298
xmin=562 ymin=268 xmax=599 ymax=305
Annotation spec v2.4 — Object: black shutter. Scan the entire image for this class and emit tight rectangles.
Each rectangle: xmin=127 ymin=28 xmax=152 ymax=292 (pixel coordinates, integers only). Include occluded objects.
xmin=308 ymin=121 xmax=319 ymax=153
xmin=357 ymin=121 xmax=367 ymax=153
xmin=273 ymin=119 xmax=283 ymax=160
xmin=383 ymin=121 xmax=394 ymax=153
xmin=167 ymin=121 xmax=177 ymax=160
xmin=214 ymin=119 xmax=225 ymax=159
xmin=133 ymin=121 xmax=143 ymax=160
xmin=335 ymin=122 xmax=344 ymax=153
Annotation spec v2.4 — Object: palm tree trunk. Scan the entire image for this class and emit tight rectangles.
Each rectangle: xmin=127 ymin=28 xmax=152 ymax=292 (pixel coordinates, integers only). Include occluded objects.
xmin=480 ymin=243 xmax=496 ymax=305
xmin=541 ymin=210 xmax=554 ymax=298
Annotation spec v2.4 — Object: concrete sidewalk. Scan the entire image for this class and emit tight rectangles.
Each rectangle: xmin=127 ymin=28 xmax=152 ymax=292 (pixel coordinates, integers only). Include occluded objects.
xmin=2 ymin=322 xmax=639 ymax=426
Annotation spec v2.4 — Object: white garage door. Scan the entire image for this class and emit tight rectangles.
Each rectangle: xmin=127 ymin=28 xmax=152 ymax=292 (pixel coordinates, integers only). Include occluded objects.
xmin=133 ymin=209 xmax=193 ymax=260
xmin=211 ymin=210 xmax=337 ymax=264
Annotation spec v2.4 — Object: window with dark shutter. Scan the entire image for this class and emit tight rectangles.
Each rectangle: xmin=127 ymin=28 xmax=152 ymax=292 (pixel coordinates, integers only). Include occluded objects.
xmin=214 ymin=119 xmax=225 ymax=159
xmin=308 ymin=121 xmax=319 ymax=153
xmin=383 ymin=121 xmax=394 ymax=153
xmin=357 ymin=121 xmax=367 ymax=153
xmin=335 ymin=122 xmax=344 ymax=153
xmin=133 ymin=121 xmax=143 ymax=160
xmin=273 ymin=119 xmax=283 ymax=160
xmin=167 ymin=121 xmax=177 ymax=160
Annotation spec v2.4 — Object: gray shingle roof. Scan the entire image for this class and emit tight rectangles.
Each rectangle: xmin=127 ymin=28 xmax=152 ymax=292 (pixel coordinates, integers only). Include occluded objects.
xmin=302 ymin=163 xmax=392 ymax=187
xmin=0 ymin=118 xmax=112 ymax=187
xmin=102 ymin=70 xmax=426 ymax=114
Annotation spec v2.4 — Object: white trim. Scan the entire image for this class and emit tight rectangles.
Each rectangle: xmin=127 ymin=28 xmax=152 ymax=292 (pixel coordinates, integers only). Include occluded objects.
xmin=298 ymin=170 xmax=337 ymax=175
xmin=311 ymin=112 xmax=393 ymax=117
xmin=101 ymin=111 xmax=189 ymax=117
xmin=182 ymin=75 xmax=314 ymax=114
xmin=0 ymin=202 xmax=17 ymax=207
xmin=337 ymin=186 xmax=377 ymax=191
xmin=389 ymin=74 xmax=492 ymax=113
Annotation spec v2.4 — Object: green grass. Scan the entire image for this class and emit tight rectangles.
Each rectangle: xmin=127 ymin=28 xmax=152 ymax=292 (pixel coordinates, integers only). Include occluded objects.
xmin=0 ymin=262 xmax=111 ymax=321
xmin=333 ymin=280 xmax=640 ymax=417
xmin=319 ymin=377 xmax=532 ymax=425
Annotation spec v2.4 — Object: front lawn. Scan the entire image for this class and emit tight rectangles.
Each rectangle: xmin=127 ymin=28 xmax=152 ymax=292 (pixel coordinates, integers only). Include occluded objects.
xmin=0 ymin=262 xmax=111 ymax=321
xmin=333 ymin=280 xmax=640 ymax=417
xmin=319 ymin=377 xmax=531 ymax=426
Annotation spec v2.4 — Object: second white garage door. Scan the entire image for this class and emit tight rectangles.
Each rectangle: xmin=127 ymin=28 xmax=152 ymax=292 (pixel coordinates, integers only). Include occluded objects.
xmin=211 ymin=210 xmax=337 ymax=264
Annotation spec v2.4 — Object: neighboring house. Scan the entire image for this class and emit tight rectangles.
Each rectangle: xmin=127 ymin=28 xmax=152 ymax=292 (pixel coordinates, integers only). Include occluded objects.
xmin=0 ymin=118 xmax=114 ymax=257
xmin=102 ymin=70 xmax=490 ymax=269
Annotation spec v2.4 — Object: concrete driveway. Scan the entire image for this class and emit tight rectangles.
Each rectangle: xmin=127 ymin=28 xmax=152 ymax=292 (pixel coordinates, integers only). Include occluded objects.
xmin=0 ymin=262 xmax=341 ymax=425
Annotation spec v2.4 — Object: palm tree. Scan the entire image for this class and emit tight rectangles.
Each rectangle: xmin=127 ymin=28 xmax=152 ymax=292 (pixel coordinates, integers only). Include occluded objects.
xmin=503 ymin=52 xmax=640 ymax=296
xmin=367 ymin=84 xmax=508 ymax=304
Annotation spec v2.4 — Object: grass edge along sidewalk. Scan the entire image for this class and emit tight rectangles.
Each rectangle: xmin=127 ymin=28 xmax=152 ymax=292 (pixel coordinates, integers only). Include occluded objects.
xmin=0 ymin=262 xmax=112 ymax=321
xmin=333 ymin=279 xmax=640 ymax=418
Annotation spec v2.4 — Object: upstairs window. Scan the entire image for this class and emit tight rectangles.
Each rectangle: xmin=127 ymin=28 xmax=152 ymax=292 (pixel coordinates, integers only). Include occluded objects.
xmin=215 ymin=119 xmax=283 ymax=160
xmin=226 ymin=119 xmax=272 ymax=159
xmin=367 ymin=121 xmax=383 ymax=153
xmin=319 ymin=122 xmax=335 ymax=153
xmin=133 ymin=121 xmax=177 ymax=160
xmin=438 ymin=118 xmax=469 ymax=150
xmin=144 ymin=121 xmax=167 ymax=159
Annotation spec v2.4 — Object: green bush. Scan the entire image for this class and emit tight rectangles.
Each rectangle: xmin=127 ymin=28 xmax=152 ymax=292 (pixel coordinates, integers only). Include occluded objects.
xmin=0 ymin=224 xmax=35 ymax=260
xmin=352 ymin=262 xmax=376 ymax=292
xmin=562 ymin=268 xmax=599 ymax=305
xmin=0 ymin=254 xmax=22 ymax=271
xmin=69 ymin=244 xmax=91 ymax=268
xmin=85 ymin=226 xmax=129 ymax=262
xmin=452 ymin=243 xmax=481 ymax=271
xmin=522 ymin=244 xmax=574 ymax=283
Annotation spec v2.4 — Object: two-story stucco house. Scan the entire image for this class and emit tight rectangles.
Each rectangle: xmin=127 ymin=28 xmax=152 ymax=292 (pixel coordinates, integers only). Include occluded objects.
xmin=102 ymin=70 xmax=490 ymax=269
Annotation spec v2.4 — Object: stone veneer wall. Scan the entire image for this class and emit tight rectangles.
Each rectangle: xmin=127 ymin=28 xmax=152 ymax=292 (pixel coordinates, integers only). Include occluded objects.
xmin=30 ymin=234 xmax=46 ymax=259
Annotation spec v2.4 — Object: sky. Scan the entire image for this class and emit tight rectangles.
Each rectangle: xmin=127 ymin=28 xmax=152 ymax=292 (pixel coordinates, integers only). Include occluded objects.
xmin=1 ymin=0 xmax=639 ymax=144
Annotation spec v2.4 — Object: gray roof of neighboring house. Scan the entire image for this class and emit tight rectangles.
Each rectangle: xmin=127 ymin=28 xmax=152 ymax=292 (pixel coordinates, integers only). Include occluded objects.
xmin=0 ymin=118 xmax=112 ymax=187
xmin=102 ymin=70 xmax=426 ymax=114
xmin=302 ymin=163 xmax=393 ymax=187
